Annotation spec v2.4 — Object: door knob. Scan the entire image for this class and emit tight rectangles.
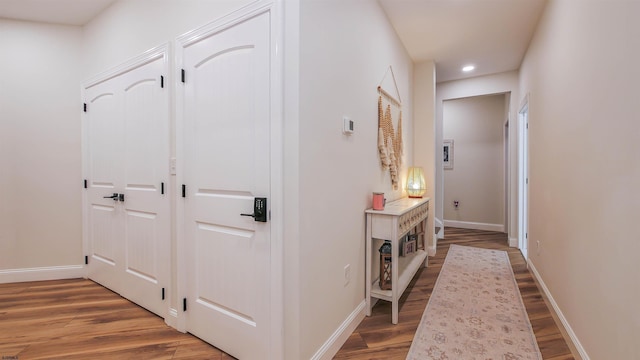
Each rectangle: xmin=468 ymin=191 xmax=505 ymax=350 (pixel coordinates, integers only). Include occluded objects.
xmin=103 ymin=193 xmax=124 ymax=201
xmin=240 ymin=197 xmax=268 ymax=222
xmin=103 ymin=193 xmax=118 ymax=200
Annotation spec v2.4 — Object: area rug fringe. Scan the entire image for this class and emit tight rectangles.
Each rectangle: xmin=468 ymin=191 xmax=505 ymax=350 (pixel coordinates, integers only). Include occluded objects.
xmin=406 ymin=245 xmax=542 ymax=360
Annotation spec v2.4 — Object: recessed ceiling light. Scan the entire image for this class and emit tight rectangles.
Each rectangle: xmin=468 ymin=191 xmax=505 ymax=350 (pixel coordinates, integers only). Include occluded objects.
xmin=462 ymin=65 xmax=475 ymax=72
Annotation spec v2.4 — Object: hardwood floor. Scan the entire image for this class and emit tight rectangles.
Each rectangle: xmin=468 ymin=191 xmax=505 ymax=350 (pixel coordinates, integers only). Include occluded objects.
xmin=334 ymin=227 xmax=575 ymax=360
xmin=0 ymin=228 xmax=573 ymax=360
xmin=0 ymin=279 xmax=234 ymax=359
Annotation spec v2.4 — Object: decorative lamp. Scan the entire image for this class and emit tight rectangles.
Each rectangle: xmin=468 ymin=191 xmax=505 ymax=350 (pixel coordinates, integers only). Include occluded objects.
xmin=406 ymin=167 xmax=426 ymax=198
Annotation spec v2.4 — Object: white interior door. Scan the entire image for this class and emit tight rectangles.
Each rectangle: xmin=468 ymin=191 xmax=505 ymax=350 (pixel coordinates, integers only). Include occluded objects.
xmin=85 ymin=79 xmax=123 ymax=292
xmin=84 ymin=50 xmax=169 ymax=317
xmin=180 ymin=11 xmax=271 ymax=359
xmin=518 ymin=101 xmax=529 ymax=259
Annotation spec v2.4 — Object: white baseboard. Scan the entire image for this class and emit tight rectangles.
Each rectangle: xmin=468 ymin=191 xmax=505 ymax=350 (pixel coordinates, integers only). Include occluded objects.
xmin=434 ymin=218 xmax=444 ymax=239
xmin=0 ymin=265 xmax=84 ymax=284
xmin=311 ymin=300 xmax=366 ymax=360
xmin=509 ymin=237 xmax=518 ymax=247
xmin=444 ymin=220 xmax=505 ymax=233
xmin=528 ymin=261 xmax=590 ymax=360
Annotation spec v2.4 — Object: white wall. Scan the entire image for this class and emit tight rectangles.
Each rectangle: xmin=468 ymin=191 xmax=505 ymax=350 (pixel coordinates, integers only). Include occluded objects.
xmin=436 ymin=71 xmax=519 ymax=240
xmin=0 ymin=20 xmax=83 ymax=273
xmin=81 ymin=0 xmax=254 ymax=79
xmin=294 ymin=0 xmax=414 ymax=358
xmin=413 ymin=61 xmax=436 ymax=252
xmin=519 ymin=1 xmax=640 ymax=358
xmin=283 ymin=1 xmax=301 ymax=358
xmin=443 ymin=94 xmax=506 ymax=228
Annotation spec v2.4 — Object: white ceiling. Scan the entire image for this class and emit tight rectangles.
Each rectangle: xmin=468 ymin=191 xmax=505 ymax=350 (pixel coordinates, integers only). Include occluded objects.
xmin=0 ymin=0 xmax=115 ymax=26
xmin=379 ymin=0 xmax=547 ymax=82
xmin=0 ymin=0 xmax=546 ymax=82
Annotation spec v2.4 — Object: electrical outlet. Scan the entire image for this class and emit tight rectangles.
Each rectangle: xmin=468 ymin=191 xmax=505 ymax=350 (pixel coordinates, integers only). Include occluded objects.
xmin=536 ymin=240 xmax=540 ymax=255
xmin=344 ymin=264 xmax=351 ymax=286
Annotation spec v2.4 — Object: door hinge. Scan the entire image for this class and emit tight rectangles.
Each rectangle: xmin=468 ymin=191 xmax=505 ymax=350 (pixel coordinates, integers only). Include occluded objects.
xmin=162 ymin=288 xmax=165 ymax=300
xmin=160 ymin=75 xmax=164 ymax=88
xmin=161 ymin=182 xmax=165 ymax=195
xmin=83 ymin=179 xmax=88 ymax=189
xmin=526 ymin=178 xmax=529 ymax=185
xmin=84 ymin=256 xmax=88 ymax=265
xmin=183 ymin=298 xmax=187 ymax=311
xmin=526 ymin=233 xmax=528 ymax=239
xmin=83 ymin=103 xmax=87 ymax=112
xmin=182 ymin=184 xmax=186 ymax=198
xmin=181 ymin=69 xmax=185 ymax=83
xmin=526 ymin=123 xmax=529 ymax=129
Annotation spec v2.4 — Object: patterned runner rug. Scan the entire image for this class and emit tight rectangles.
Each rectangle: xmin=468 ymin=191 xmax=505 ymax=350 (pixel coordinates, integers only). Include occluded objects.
xmin=407 ymin=245 xmax=542 ymax=360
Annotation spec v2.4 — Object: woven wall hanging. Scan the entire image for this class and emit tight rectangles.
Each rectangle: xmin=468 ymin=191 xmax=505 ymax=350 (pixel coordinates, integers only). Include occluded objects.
xmin=377 ymin=66 xmax=403 ymax=190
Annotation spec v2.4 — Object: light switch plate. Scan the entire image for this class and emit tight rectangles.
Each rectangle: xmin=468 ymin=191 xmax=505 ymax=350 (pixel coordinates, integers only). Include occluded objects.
xmin=170 ymin=157 xmax=177 ymax=175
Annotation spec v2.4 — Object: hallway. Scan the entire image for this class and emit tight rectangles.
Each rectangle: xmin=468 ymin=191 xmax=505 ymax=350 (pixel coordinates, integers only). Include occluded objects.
xmin=334 ymin=227 xmax=574 ymax=359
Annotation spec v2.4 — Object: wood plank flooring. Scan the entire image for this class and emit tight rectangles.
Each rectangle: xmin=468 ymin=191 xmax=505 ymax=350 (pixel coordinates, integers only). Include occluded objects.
xmin=0 ymin=279 xmax=234 ymax=359
xmin=0 ymin=228 xmax=573 ymax=360
xmin=334 ymin=227 xmax=575 ymax=360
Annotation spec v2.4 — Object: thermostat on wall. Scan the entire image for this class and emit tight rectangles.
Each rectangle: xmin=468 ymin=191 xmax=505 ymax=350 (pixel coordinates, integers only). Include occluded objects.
xmin=343 ymin=116 xmax=354 ymax=135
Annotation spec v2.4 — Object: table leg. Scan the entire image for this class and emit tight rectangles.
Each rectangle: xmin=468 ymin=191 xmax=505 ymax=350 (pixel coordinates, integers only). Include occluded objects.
xmin=392 ymin=298 xmax=399 ymax=324
xmin=365 ymin=214 xmax=372 ymax=316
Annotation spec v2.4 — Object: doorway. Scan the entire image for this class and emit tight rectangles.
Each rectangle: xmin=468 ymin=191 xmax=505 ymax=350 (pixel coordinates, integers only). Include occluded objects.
xmin=82 ymin=45 xmax=170 ymax=318
xmin=442 ymin=94 xmax=508 ymax=233
xmin=518 ymin=97 xmax=530 ymax=259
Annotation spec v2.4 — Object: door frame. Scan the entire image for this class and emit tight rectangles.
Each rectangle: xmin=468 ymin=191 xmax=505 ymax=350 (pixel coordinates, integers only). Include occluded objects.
xmin=81 ymin=43 xmax=171 ymax=314
xmin=518 ymin=94 xmax=530 ymax=260
xmin=174 ymin=2 xmax=284 ymax=359
xmin=504 ymin=115 xmax=510 ymax=236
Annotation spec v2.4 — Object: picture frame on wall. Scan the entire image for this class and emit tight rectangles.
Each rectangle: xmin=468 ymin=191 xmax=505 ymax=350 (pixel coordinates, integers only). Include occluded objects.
xmin=443 ymin=139 xmax=454 ymax=170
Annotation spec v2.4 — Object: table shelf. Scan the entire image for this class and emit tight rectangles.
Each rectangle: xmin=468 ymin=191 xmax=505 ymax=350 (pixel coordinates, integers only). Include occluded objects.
xmin=365 ymin=197 xmax=429 ymax=324
xmin=370 ymin=249 xmax=427 ymax=301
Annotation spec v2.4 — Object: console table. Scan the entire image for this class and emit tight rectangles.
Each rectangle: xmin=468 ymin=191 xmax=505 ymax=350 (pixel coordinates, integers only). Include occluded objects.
xmin=365 ymin=197 xmax=429 ymax=324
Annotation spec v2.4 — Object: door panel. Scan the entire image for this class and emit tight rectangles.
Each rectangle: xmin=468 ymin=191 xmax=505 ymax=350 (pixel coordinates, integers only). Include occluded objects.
xmin=86 ymin=82 xmax=123 ymax=291
xmin=90 ymin=204 xmax=117 ymax=265
xmin=182 ymin=12 xmax=271 ymax=359
xmin=125 ymin=210 xmax=158 ymax=281
xmin=124 ymin=81 xmax=159 ymax=185
xmin=195 ymin=223 xmax=256 ymax=322
xmin=88 ymin=93 xmax=120 ymax=186
xmin=84 ymin=51 xmax=169 ymax=317
xmin=120 ymin=59 xmax=169 ymax=315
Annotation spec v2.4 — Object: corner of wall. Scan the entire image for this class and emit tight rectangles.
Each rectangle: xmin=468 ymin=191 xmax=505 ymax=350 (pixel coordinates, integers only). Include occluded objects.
xmin=413 ymin=60 xmax=437 ymax=250
xmin=528 ymin=261 xmax=590 ymax=360
xmin=310 ymin=301 xmax=366 ymax=360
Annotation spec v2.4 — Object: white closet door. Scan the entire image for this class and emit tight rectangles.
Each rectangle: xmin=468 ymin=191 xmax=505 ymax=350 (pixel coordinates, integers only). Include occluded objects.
xmin=119 ymin=57 xmax=170 ymax=315
xmin=181 ymin=11 xmax=272 ymax=359
xmin=84 ymin=49 xmax=169 ymax=317
xmin=85 ymin=78 xmax=125 ymax=293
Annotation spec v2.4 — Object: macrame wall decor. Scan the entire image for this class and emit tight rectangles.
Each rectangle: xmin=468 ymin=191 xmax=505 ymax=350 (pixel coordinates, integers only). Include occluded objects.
xmin=377 ymin=66 xmax=403 ymax=190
